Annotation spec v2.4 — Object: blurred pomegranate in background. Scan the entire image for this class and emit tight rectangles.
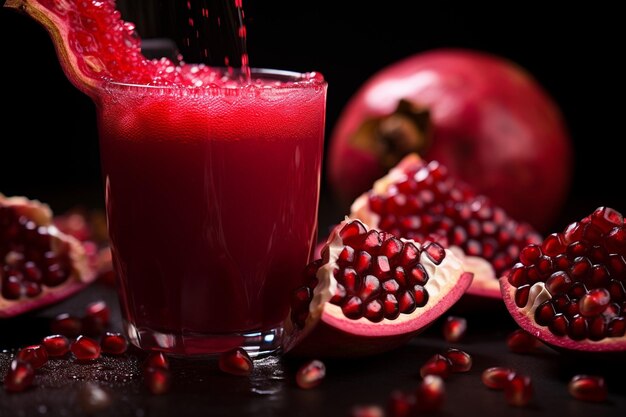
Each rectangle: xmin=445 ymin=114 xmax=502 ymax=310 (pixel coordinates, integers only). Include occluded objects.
xmin=328 ymin=49 xmax=573 ymax=231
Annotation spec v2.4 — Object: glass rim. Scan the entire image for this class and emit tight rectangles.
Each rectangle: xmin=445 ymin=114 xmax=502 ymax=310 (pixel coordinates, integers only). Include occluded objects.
xmin=103 ymin=67 xmax=326 ymax=93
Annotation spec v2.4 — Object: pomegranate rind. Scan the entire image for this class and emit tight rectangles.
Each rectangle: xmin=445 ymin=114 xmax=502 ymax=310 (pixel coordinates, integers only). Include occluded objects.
xmin=350 ymin=153 xmax=499 ymax=299
xmin=285 ymin=219 xmax=473 ymax=357
xmin=4 ymin=0 xmax=100 ymax=97
xmin=500 ymin=277 xmax=626 ymax=352
xmin=0 ymin=194 xmax=96 ymax=318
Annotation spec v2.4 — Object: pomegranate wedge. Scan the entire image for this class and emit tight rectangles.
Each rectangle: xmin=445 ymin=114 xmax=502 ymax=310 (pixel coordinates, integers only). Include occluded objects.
xmin=501 ymin=207 xmax=626 ymax=352
xmin=286 ymin=219 xmax=472 ymax=357
xmin=1 ymin=194 xmax=95 ymax=318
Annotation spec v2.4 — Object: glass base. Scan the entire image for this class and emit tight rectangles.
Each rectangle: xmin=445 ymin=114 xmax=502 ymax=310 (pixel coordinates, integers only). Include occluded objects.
xmin=124 ymin=321 xmax=284 ymax=358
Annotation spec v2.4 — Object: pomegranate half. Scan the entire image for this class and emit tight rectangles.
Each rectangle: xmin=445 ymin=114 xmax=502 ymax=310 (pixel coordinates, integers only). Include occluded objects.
xmin=327 ymin=49 xmax=573 ymax=231
xmin=285 ymin=218 xmax=472 ymax=357
xmin=0 ymin=194 xmax=95 ymax=318
xmin=349 ymin=154 xmax=541 ymax=299
xmin=501 ymin=207 xmax=626 ymax=352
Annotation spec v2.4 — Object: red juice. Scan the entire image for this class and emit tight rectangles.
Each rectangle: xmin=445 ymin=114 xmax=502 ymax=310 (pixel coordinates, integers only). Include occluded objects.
xmin=97 ymin=70 xmax=327 ymax=355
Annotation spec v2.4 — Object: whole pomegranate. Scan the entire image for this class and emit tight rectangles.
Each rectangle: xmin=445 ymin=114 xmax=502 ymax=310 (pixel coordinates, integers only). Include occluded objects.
xmin=328 ymin=49 xmax=573 ymax=231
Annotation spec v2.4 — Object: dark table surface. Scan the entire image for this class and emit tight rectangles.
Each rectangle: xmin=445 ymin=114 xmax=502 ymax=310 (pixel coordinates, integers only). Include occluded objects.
xmin=1 ymin=280 xmax=625 ymax=417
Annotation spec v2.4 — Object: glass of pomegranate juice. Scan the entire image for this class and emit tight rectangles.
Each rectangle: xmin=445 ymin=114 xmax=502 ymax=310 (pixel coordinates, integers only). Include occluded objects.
xmin=97 ymin=70 xmax=327 ymax=356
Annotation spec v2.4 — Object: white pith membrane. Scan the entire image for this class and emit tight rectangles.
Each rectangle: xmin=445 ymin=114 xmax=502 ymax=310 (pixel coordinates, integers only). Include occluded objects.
xmin=0 ymin=194 xmax=95 ymax=317
xmin=350 ymin=154 xmax=497 ymax=297
xmin=302 ymin=219 xmax=472 ymax=337
xmin=500 ymin=278 xmax=626 ymax=352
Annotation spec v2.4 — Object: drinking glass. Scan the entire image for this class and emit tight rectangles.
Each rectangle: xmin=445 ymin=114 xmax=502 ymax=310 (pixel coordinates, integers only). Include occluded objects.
xmin=97 ymin=69 xmax=327 ymax=355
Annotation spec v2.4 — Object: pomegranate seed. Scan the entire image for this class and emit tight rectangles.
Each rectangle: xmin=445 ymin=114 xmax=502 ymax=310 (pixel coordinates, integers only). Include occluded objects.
xmin=101 ymin=332 xmax=128 ymax=355
xmin=144 ymin=352 xmax=169 ymax=370
xmin=423 ymin=242 xmax=445 ymax=264
xmin=548 ymin=313 xmax=569 ymax=336
xmin=443 ymin=348 xmax=472 ymax=372
xmin=399 ymin=242 xmax=419 ymax=267
xmin=16 ymin=344 xmax=48 ymax=369
xmin=481 ymin=367 xmax=514 ymax=389
xmin=608 ymin=316 xmax=626 ymax=337
xmin=50 ymin=313 xmax=82 ymax=338
xmin=591 ymin=207 xmax=623 ymax=232
xmin=545 ymin=271 xmax=572 ymax=294
xmin=508 ymin=264 xmax=527 ymax=287
xmin=354 ymin=251 xmax=372 ymax=274
xmin=337 ymin=246 xmax=356 ymax=266
xmin=568 ymin=314 xmax=588 ymax=340
xmin=442 ymin=316 xmax=467 ymax=342
xmin=77 ymin=382 xmax=111 ymax=414
xmin=360 ymin=275 xmax=381 ymax=300
xmin=3 ymin=360 xmax=34 ymax=393
xmin=387 ymin=390 xmax=414 ymax=417
xmin=144 ymin=367 xmax=170 ymax=395
xmin=42 ymin=335 xmax=70 ymax=357
xmin=519 ymin=244 xmax=541 ymax=266
xmin=85 ymin=300 xmax=110 ymax=326
xmin=381 ymin=237 xmax=403 ymax=260
xmin=514 ymin=284 xmax=531 ymax=307
xmin=506 ymin=329 xmax=539 ymax=353
xmin=415 ymin=374 xmax=445 ymax=413
xmin=504 ymin=373 xmax=533 ymax=407
xmin=296 ymin=359 xmax=326 ymax=389
xmin=71 ymin=336 xmax=101 ymax=361
xmin=541 ymin=233 xmax=565 ymax=257
xmin=534 ymin=301 xmax=555 ymax=326
xmin=218 ymin=348 xmax=253 ymax=376
xmin=579 ymin=288 xmax=611 ymax=317
xmin=340 ymin=220 xmax=367 ymax=243
xmin=568 ymin=375 xmax=608 ymax=402
xmin=408 ymin=264 xmax=429 ymax=285
xmin=342 ymin=296 xmax=363 ymax=319
xmin=420 ymin=354 xmax=452 ymax=379
xmin=349 ymin=405 xmax=384 ymax=417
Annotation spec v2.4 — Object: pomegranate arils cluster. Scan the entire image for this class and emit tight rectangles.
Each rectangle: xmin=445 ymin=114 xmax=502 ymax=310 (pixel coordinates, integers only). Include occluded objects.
xmin=0 ymin=205 xmax=73 ymax=300
xmin=363 ymin=159 xmax=540 ymax=276
xmin=509 ymin=207 xmax=626 ymax=341
xmin=292 ymin=220 xmax=444 ymax=324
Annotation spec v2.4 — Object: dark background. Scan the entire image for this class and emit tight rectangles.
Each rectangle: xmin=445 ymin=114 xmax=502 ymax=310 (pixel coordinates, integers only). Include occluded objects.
xmin=0 ymin=1 xmax=624 ymax=225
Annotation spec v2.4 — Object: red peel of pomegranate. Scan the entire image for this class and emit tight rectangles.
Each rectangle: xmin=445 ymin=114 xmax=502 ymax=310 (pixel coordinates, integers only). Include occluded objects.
xmin=349 ymin=154 xmax=540 ymax=300
xmin=285 ymin=219 xmax=472 ymax=357
xmin=1 ymin=194 xmax=96 ymax=318
xmin=328 ymin=49 xmax=572 ymax=231
xmin=501 ymin=207 xmax=626 ymax=352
